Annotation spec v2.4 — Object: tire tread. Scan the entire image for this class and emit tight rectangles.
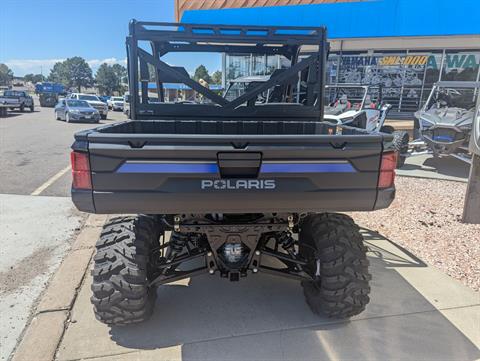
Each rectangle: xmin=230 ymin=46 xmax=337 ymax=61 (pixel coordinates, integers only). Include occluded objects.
xmin=300 ymin=213 xmax=371 ymax=318
xmin=91 ymin=215 xmax=159 ymax=325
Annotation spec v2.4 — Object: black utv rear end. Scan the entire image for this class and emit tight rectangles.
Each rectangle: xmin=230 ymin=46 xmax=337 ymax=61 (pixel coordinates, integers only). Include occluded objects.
xmin=71 ymin=21 xmax=397 ymax=326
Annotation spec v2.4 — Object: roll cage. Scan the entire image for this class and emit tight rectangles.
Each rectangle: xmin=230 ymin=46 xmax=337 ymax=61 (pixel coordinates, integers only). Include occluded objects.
xmin=126 ymin=20 xmax=328 ymax=121
xmin=421 ymin=81 xmax=480 ymax=112
xmin=325 ymin=84 xmax=385 ymax=111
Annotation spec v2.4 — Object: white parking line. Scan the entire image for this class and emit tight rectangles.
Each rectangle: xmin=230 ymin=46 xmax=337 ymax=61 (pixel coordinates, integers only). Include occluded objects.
xmin=31 ymin=165 xmax=71 ymax=196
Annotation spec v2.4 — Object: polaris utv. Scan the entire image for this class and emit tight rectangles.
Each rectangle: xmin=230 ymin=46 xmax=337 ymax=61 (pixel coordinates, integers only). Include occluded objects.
xmin=413 ymin=81 xmax=480 ymax=163
xmin=70 ymin=21 xmax=397 ymax=326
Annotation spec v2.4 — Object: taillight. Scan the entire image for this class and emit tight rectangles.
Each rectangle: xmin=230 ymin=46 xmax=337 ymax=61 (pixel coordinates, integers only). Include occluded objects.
xmin=71 ymin=151 xmax=92 ymax=190
xmin=378 ymin=151 xmax=397 ymax=188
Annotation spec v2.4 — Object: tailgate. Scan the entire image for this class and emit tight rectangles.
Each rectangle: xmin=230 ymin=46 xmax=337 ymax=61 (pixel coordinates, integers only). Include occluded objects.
xmin=73 ymin=133 xmax=394 ymax=214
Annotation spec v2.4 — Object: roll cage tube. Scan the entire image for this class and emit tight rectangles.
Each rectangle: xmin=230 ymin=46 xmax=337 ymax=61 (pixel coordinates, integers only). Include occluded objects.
xmin=126 ymin=20 xmax=327 ymax=121
xmin=325 ymin=85 xmax=385 ymax=110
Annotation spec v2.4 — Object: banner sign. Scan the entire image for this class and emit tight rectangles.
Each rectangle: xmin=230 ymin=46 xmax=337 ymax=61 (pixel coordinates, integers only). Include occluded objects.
xmin=379 ymin=55 xmax=428 ymax=66
xmin=341 ymin=54 xmax=480 ymax=70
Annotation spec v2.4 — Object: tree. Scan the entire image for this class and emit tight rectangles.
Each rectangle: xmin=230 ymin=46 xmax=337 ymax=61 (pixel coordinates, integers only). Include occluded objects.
xmin=24 ymin=73 xmax=45 ymax=83
xmin=95 ymin=63 xmax=122 ymax=95
xmin=48 ymin=57 xmax=93 ymax=92
xmin=211 ymin=70 xmax=222 ymax=85
xmin=48 ymin=61 xmax=68 ymax=84
xmin=66 ymin=57 xmax=93 ymax=92
xmin=24 ymin=73 xmax=34 ymax=83
xmin=0 ymin=63 xmax=14 ymax=86
xmin=112 ymin=63 xmax=127 ymax=84
xmin=193 ymin=65 xmax=211 ymax=83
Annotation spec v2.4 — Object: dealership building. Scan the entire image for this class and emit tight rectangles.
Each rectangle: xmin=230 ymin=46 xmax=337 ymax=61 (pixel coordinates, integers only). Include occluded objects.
xmin=175 ymin=0 xmax=480 ymax=117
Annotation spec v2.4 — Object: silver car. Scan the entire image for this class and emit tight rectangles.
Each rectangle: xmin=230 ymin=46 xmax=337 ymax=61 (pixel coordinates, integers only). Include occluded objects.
xmin=54 ymin=99 xmax=100 ymax=123
xmin=68 ymin=93 xmax=108 ymax=119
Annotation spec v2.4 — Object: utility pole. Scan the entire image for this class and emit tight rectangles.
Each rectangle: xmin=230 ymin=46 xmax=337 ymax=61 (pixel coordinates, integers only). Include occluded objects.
xmin=463 ymin=84 xmax=480 ymax=224
xmin=463 ymin=154 xmax=480 ymax=223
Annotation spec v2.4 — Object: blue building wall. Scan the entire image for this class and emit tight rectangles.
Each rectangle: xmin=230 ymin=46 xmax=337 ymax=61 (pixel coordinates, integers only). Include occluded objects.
xmin=181 ymin=0 xmax=480 ymax=39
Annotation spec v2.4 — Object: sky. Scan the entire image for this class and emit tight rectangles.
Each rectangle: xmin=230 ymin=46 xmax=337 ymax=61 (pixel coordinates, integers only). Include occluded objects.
xmin=0 ymin=0 xmax=221 ymax=77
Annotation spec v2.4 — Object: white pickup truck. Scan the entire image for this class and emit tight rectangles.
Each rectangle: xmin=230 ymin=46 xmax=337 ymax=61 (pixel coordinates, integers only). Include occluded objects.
xmin=0 ymin=90 xmax=34 ymax=112
xmin=107 ymin=96 xmax=124 ymax=111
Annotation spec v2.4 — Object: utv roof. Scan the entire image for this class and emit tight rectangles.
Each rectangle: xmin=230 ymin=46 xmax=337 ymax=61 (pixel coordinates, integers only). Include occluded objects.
xmin=129 ymin=20 xmax=326 ymax=45
xmin=435 ymin=81 xmax=480 ymax=88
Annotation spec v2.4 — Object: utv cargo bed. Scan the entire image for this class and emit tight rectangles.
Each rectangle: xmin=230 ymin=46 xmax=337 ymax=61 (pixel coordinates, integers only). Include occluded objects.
xmin=72 ymin=119 xmax=394 ymax=214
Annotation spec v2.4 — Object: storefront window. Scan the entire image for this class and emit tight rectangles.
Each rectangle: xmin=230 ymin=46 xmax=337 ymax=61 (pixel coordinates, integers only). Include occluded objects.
xmin=424 ymin=53 xmax=443 ymax=85
xmin=326 ymin=54 xmax=339 ymax=84
xmin=225 ymin=54 xmax=291 ymax=82
xmin=252 ymin=55 xmax=265 ymax=75
xmin=226 ymin=49 xmax=480 ymax=114
xmin=266 ymin=55 xmax=278 ymax=75
xmin=226 ymin=54 xmax=251 ymax=81
xmin=443 ymin=51 xmax=480 ymax=82
xmin=330 ymin=50 xmax=480 ymax=114
xmin=398 ymin=52 xmax=429 ymax=112
xmin=337 ymin=53 xmax=372 ymax=83
xmin=419 ymin=52 xmax=443 ymax=106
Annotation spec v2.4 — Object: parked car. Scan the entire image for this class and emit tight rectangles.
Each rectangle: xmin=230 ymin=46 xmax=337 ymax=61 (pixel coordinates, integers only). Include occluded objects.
xmin=0 ymin=100 xmax=19 ymax=117
xmin=67 ymin=93 xmax=108 ymax=119
xmin=0 ymin=96 xmax=21 ymax=110
xmin=0 ymin=90 xmax=34 ymax=112
xmin=55 ymin=99 xmax=100 ymax=123
xmin=107 ymin=96 xmax=124 ymax=111
xmin=71 ymin=21 xmax=397 ymax=326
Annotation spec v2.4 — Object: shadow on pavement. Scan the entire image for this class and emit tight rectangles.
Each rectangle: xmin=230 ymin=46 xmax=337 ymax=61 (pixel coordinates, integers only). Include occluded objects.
xmin=399 ymin=154 xmax=469 ymax=180
xmin=104 ymin=228 xmax=479 ymax=361
xmin=361 ymin=227 xmax=428 ymax=268
xmin=1 ymin=112 xmax=23 ymax=118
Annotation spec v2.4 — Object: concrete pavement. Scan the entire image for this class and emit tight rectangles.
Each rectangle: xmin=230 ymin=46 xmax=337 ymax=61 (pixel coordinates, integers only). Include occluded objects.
xmin=398 ymin=153 xmax=470 ymax=182
xmin=49 ymin=228 xmax=479 ymax=361
xmin=0 ymin=194 xmax=84 ymax=361
xmin=0 ymin=103 xmax=125 ymax=360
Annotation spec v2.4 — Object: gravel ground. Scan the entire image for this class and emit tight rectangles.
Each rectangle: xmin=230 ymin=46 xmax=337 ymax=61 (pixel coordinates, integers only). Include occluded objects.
xmin=350 ymin=176 xmax=480 ymax=291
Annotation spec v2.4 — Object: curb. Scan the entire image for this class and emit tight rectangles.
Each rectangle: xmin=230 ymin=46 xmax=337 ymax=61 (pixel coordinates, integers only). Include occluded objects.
xmin=11 ymin=214 xmax=108 ymax=361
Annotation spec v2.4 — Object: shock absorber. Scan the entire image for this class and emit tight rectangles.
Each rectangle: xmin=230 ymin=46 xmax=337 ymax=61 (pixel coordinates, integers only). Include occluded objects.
xmin=278 ymin=231 xmax=295 ymax=254
xmin=278 ymin=231 xmax=302 ymax=272
xmin=166 ymin=232 xmax=189 ymax=260
xmin=162 ymin=232 xmax=189 ymax=274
